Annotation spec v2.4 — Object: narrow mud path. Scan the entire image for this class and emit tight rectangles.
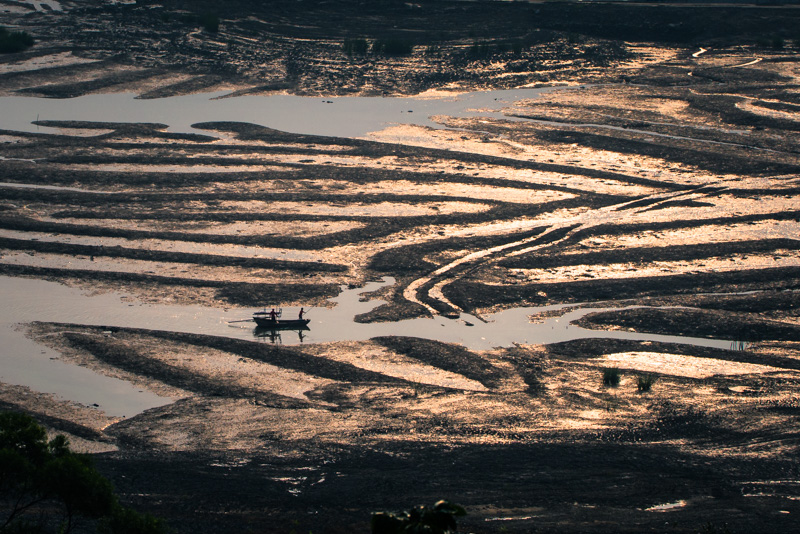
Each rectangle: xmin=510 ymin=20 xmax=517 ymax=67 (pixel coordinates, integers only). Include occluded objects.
xmin=404 ymin=187 xmax=713 ymax=316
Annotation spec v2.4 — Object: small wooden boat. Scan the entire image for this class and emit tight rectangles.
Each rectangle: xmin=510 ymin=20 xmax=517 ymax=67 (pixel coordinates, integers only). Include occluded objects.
xmin=252 ymin=310 xmax=310 ymax=329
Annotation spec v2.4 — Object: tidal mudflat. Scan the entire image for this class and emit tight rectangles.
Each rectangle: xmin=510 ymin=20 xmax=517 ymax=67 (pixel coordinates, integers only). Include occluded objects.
xmin=1 ymin=1 xmax=800 ymax=533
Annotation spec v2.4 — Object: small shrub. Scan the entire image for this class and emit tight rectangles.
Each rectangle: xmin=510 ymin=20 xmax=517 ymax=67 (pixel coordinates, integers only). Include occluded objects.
xmin=372 ymin=39 xmax=413 ymax=56
xmin=637 ymin=373 xmax=657 ymax=393
xmin=0 ymin=26 xmax=34 ymax=54
xmin=343 ymin=38 xmax=369 ymax=56
xmin=198 ymin=12 xmax=219 ymax=33
xmin=602 ymin=367 xmax=621 ymax=387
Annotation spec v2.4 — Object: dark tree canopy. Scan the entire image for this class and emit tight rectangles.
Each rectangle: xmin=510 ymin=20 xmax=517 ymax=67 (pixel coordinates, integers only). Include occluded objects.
xmin=0 ymin=412 xmax=166 ymax=534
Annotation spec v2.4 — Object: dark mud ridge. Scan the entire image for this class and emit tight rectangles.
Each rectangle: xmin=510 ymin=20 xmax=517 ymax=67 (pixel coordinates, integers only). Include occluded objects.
xmin=2 ymin=1 xmax=800 ymax=532
xmin=17 ymin=322 xmax=800 ymax=533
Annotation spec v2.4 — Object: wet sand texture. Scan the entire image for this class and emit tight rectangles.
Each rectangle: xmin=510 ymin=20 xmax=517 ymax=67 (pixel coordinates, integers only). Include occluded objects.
xmin=1 ymin=1 xmax=800 ymax=532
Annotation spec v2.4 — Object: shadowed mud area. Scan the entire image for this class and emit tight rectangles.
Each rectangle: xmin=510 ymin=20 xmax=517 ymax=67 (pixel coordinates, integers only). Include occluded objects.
xmin=2 ymin=1 xmax=800 ymax=533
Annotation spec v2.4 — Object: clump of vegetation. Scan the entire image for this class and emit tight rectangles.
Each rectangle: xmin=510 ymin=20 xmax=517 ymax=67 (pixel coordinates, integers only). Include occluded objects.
xmin=602 ymin=367 xmax=621 ymax=387
xmin=343 ymin=38 xmax=369 ymax=56
xmin=637 ymin=373 xmax=657 ymax=393
xmin=372 ymin=39 xmax=414 ymax=56
xmin=198 ymin=12 xmax=219 ymax=33
xmin=371 ymin=500 xmax=466 ymax=534
xmin=0 ymin=26 xmax=34 ymax=54
xmin=0 ymin=411 xmax=166 ymax=534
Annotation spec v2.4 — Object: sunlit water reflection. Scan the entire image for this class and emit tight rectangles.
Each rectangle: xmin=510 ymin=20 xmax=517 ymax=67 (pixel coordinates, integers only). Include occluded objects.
xmin=0 ymin=87 xmax=749 ymax=417
xmin=0 ymin=276 xmax=736 ymax=416
xmin=0 ymin=87 xmax=561 ymax=139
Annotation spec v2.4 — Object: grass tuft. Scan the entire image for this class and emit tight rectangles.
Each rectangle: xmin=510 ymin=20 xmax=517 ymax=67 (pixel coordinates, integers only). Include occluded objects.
xmin=602 ymin=367 xmax=621 ymax=387
xmin=0 ymin=26 xmax=34 ymax=53
xmin=636 ymin=373 xmax=657 ymax=393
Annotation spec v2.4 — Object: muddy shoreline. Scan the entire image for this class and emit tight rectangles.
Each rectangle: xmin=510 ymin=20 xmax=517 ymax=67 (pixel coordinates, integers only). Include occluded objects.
xmin=2 ymin=1 xmax=800 ymax=532
xmin=15 ymin=319 xmax=800 ymax=533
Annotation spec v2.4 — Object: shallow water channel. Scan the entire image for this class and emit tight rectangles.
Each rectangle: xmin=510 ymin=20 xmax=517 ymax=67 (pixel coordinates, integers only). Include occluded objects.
xmin=0 ymin=86 xmax=561 ymax=139
xmin=0 ymin=275 xmax=735 ymax=416
xmin=0 ymin=88 xmax=738 ymax=417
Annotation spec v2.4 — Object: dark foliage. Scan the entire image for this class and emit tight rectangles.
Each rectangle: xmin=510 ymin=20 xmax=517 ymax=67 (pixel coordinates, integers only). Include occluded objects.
xmin=372 ymin=500 xmax=466 ymax=534
xmin=343 ymin=38 xmax=369 ymax=56
xmin=603 ymin=367 xmax=621 ymax=387
xmin=372 ymin=39 xmax=413 ymax=56
xmin=0 ymin=412 xmax=166 ymax=534
xmin=0 ymin=27 xmax=34 ymax=54
xmin=637 ymin=374 xmax=657 ymax=393
xmin=197 ymin=12 xmax=219 ymax=33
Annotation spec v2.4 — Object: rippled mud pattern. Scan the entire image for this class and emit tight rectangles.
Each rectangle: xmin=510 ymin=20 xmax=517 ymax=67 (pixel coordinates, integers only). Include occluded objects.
xmin=3 ymin=1 xmax=800 ymax=532
xmin=19 ymin=322 xmax=800 ymax=533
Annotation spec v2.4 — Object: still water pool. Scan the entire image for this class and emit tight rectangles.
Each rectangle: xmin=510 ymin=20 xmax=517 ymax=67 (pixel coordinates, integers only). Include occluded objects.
xmin=0 ymin=87 xmax=561 ymax=139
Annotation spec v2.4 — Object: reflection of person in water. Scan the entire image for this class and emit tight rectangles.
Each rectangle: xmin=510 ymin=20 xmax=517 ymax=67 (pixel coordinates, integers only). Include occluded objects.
xmin=270 ymin=308 xmax=277 ymax=321
xmin=299 ymin=307 xmax=305 ymax=320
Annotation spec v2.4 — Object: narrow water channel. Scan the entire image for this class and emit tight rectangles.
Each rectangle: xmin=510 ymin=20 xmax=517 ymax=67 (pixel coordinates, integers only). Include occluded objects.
xmin=0 ymin=87 xmax=561 ymax=139
xmin=0 ymin=275 xmax=735 ymax=417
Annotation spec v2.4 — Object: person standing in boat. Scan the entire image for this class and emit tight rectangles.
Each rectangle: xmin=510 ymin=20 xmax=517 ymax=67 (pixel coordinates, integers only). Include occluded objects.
xmin=299 ymin=307 xmax=305 ymax=320
xmin=270 ymin=308 xmax=277 ymax=321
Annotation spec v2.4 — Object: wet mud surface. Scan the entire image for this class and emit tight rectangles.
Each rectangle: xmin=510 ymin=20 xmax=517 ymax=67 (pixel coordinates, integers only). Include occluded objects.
xmin=2 ymin=1 xmax=800 ymax=532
